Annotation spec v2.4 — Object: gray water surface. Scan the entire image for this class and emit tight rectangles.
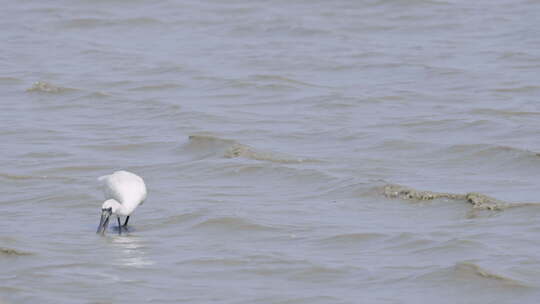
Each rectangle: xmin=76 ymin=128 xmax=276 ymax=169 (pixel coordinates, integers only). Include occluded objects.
xmin=2 ymin=0 xmax=540 ymax=303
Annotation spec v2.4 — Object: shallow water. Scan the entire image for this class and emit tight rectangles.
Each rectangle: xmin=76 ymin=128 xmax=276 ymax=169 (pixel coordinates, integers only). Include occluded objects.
xmin=2 ymin=0 xmax=540 ymax=303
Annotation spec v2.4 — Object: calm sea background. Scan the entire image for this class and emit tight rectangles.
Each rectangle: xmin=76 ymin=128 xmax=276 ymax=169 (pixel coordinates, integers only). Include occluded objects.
xmin=2 ymin=0 xmax=540 ymax=303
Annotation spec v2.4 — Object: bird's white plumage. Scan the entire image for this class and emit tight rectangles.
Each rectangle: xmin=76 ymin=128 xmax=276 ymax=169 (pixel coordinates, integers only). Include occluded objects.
xmin=98 ymin=170 xmax=147 ymax=216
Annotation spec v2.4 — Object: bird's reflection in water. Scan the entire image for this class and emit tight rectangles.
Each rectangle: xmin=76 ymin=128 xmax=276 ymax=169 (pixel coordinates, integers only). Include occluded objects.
xmin=109 ymin=235 xmax=154 ymax=268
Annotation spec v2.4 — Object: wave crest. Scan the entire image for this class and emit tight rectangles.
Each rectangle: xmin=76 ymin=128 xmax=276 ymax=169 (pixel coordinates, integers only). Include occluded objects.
xmin=454 ymin=262 xmax=527 ymax=287
xmin=381 ymin=183 xmax=540 ymax=211
xmin=192 ymin=216 xmax=277 ymax=232
xmin=0 ymin=247 xmax=32 ymax=256
xmin=186 ymin=134 xmax=311 ymax=163
xmin=26 ymin=81 xmax=75 ymax=93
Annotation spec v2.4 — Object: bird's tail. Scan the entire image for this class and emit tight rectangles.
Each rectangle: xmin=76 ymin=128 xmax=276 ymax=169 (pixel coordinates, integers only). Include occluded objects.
xmin=98 ymin=175 xmax=110 ymax=182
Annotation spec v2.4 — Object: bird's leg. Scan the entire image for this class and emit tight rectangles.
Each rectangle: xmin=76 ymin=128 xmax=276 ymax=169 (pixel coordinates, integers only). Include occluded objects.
xmin=117 ymin=216 xmax=122 ymax=235
xmin=123 ymin=216 xmax=130 ymax=228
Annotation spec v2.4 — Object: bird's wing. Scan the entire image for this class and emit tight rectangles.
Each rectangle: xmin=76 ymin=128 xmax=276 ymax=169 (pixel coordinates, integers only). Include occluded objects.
xmin=98 ymin=174 xmax=116 ymax=201
xmin=99 ymin=171 xmax=147 ymax=206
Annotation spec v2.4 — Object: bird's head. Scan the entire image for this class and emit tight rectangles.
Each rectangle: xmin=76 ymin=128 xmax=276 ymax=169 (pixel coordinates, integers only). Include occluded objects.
xmin=101 ymin=199 xmax=121 ymax=214
xmin=96 ymin=199 xmax=121 ymax=235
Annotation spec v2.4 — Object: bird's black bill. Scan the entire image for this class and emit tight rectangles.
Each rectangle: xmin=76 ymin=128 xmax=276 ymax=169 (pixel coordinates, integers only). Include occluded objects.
xmin=96 ymin=208 xmax=112 ymax=235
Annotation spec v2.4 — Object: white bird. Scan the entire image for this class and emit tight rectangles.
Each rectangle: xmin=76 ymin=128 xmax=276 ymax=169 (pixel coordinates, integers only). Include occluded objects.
xmin=96 ymin=170 xmax=147 ymax=235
